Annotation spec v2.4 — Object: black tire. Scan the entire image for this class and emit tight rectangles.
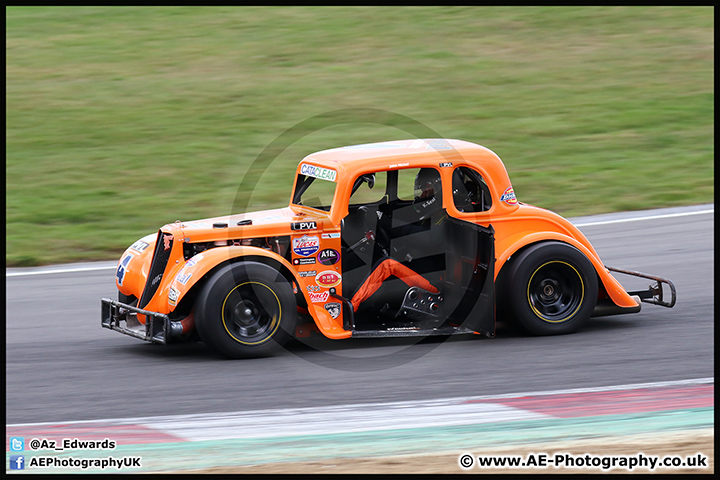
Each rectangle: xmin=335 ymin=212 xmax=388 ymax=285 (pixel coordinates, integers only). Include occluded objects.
xmin=194 ymin=261 xmax=296 ymax=358
xmin=503 ymin=242 xmax=598 ymax=335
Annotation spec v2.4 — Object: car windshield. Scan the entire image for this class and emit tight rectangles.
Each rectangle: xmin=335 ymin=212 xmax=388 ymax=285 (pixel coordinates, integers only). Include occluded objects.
xmin=292 ymin=172 xmax=337 ymax=212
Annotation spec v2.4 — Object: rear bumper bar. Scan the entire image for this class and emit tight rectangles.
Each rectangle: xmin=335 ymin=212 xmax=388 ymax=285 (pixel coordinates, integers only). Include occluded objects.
xmin=101 ymin=298 xmax=183 ymax=344
xmin=606 ymin=266 xmax=677 ymax=308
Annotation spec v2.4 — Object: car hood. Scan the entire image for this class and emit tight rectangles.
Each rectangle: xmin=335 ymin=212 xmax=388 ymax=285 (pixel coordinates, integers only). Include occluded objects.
xmin=167 ymin=206 xmax=330 ymax=243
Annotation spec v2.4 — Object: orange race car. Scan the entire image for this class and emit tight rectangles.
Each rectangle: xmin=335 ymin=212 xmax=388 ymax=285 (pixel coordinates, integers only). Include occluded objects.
xmin=102 ymin=139 xmax=676 ymax=358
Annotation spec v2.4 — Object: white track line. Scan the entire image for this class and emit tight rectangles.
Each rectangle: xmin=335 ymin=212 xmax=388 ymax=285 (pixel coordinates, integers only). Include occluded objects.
xmin=6 ymin=206 xmax=713 ymax=278
xmin=6 ymin=264 xmax=118 ymax=277
xmin=8 ymin=377 xmax=713 ymax=429
xmin=573 ymin=208 xmax=713 ymax=227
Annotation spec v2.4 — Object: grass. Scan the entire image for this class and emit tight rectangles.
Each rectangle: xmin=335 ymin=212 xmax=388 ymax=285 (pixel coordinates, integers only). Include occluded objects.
xmin=6 ymin=6 xmax=714 ymax=266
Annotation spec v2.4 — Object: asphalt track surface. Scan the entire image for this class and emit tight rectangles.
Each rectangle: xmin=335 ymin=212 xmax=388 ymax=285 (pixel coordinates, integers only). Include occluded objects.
xmin=5 ymin=205 xmax=714 ymax=425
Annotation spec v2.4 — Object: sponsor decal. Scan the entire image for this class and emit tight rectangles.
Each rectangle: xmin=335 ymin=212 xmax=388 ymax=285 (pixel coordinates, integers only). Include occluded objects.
xmin=321 ymin=233 xmax=341 ymax=239
xmin=293 ymin=257 xmax=316 ymax=265
xmin=299 ymin=270 xmax=317 ymax=278
xmin=317 ymin=248 xmax=340 ymax=265
xmin=174 ymin=254 xmax=202 ymax=284
xmin=129 ymin=240 xmax=150 ymax=253
xmin=163 ymin=234 xmax=173 ymax=251
xmin=300 ymin=163 xmax=337 ymax=182
xmin=116 ymin=254 xmax=133 ymax=286
xmin=500 ymin=186 xmax=518 ymax=205
xmin=439 ymin=162 xmax=453 ymax=168
xmin=306 ymin=285 xmax=321 ymax=292
xmin=324 ymin=302 xmax=341 ymax=319
xmin=168 ymin=286 xmax=180 ymax=306
xmin=316 ymin=270 xmax=342 ymax=288
xmin=308 ymin=291 xmax=330 ymax=303
xmin=151 ymin=273 xmax=163 ymax=287
xmin=421 ymin=196 xmax=437 ymax=209
xmin=185 ymin=253 xmax=204 ymax=268
xmin=291 ymin=221 xmax=317 ymax=231
xmin=292 ymin=235 xmax=320 ymax=256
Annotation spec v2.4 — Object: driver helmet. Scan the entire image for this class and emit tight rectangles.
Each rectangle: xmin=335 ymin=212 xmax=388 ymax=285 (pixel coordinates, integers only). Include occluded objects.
xmin=414 ymin=168 xmax=442 ymax=201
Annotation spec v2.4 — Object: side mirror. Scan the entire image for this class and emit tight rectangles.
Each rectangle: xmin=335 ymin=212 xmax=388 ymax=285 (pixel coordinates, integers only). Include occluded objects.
xmin=351 ymin=174 xmax=377 ymax=197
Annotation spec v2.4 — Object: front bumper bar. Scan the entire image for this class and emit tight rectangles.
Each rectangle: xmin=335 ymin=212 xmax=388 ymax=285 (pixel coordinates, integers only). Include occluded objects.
xmin=101 ymin=298 xmax=183 ymax=344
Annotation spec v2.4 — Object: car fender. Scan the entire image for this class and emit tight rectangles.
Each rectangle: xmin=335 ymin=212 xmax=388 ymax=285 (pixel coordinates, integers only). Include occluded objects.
xmin=163 ymin=245 xmax=351 ymax=339
xmin=165 ymin=246 xmax=299 ymax=309
xmin=496 ymin=232 xmax=639 ymax=309
xmin=115 ymin=233 xmax=158 ymax=299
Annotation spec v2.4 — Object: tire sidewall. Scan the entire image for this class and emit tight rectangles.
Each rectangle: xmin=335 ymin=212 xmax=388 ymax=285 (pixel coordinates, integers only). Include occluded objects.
xmin=506 ymin=242 xmax=598 ymax=335
xmin=195 ymin=261 xmax=296 ymax=358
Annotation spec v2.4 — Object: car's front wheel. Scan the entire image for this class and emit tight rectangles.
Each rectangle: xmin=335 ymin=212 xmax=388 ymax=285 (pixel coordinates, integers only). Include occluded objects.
xmin=194 ymin=261 xmax=296 ymax=358
xmin=502 ymin=242 xmax=598 ymax=335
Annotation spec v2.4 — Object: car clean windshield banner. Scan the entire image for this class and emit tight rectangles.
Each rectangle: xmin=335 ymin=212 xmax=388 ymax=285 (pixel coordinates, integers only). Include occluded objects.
xmin=300 ymin=164 xmax=337 ymax=182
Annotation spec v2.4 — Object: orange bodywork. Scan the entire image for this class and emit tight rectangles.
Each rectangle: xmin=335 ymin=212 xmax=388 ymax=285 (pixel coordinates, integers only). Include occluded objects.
xmin=114 ymin=139 xmax=639 ymax=340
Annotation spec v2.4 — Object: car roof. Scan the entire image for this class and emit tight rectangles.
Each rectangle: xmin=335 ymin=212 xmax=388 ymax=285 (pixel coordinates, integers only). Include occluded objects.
xmin=301 ymin=139 xmax=504 ymax=174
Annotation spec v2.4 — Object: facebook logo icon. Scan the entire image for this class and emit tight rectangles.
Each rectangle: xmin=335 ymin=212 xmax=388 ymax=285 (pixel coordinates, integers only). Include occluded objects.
xmin=10 ymin=455 xmax=25 ymax=470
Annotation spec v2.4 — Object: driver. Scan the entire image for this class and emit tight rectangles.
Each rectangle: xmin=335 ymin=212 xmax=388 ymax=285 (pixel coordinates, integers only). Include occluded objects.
xmin=350 ymin=168 xmax=444 ymax=312
xmin=411 ymin=167 xmax=443 ymax=220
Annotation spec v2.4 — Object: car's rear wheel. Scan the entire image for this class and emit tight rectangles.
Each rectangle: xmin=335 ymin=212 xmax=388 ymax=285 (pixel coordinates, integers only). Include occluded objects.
xmin=502 ymin=242 xmax=598 ymax=335
xmin=195 ymin=261 xmax=296 ymax=358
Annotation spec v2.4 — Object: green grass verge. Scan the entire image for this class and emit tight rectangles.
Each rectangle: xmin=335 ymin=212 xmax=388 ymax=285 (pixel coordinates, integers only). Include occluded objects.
xmin=6 ymin=6 xmax=713 ymax=266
